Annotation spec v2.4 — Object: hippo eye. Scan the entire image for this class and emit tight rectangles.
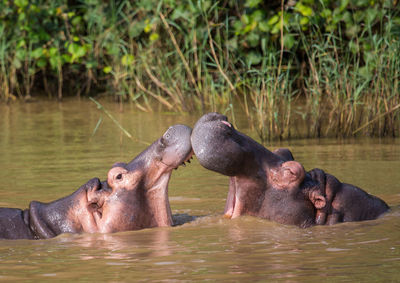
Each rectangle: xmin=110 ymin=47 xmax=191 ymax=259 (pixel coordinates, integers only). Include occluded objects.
xmin=116 ymin=173 xmax=123 ymax=180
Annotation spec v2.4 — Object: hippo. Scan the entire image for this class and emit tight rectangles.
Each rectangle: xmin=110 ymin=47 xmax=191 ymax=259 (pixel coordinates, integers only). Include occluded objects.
xmin=191 ymin=112 xmax=389 ymax=227
xmin=0 ymin=124 xmax=193 ymax=239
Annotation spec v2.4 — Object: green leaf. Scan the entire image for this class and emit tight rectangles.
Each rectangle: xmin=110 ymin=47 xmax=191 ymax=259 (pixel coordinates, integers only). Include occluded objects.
xmin=149 ymin=32 xmax=159 ymax=41
xmin=320 ymin=9 xmax=332 ymax=18
xmin=246 ymin=52 xmax=261 ymax=66
xmin=365 ymin=8 xmax=378 ymax=23
xmin=15 ymin=48 xmax=26 ymax=60
xmin=267 ymin=15 xmax=279 ymax=26
xmin=339 ymin=0 xmax=349 ymax=11
xmin=18 ymin=12 xmax=26 ymax=21
xmin=295 ymin=3 xmax=313 ymax=17
xmin=243 ymin=21 xmax=257 ymax=33
xmin=346 ymin=25 xmax=359 ymax=37
xmin=68 ymin=43 xmax=86 ymax=61
xmin=48 ymin=47 xmax=58 ymax=57
xmin=121 ymin=54 xmax=135 ymax=66
xmin=62 ymin=54 xmax=71 ymax=64
xmin=259 ymin=20 xmax=270 ymax=32
xmin=348 ymin=41 xmax=359 ymax=54
xmin=37 ymin=58 xmax=47 ymax=68
xmin=283 ymin=34 xmax=295 ymax=49
xmin=15 ymin=0 xmax=28 ymax=8
xmin=49 ymin=56 xmax=60 ymax=69
xmin=300 ymin=16 xmax=309 ymax=26
xmin=246 ymin=32 xmax=260 ymax=47
xmin=85 ymin=61 xmax=97 ymax=69
xmin=245 ymin=0 xmax=262 ymax=8
xmin=251 ymin=10 xmax=264 ymax=22
xmin=31 ymin=47 xmax=43 ymax=59
xmin=233 ymin=20 xmax=244 ymax=35
xmin=75 ymin=46 xmax=86 ymax=58
xmin=359 ymin=66 xmax=370 ymax=79
xmin=17 ymin=40 xmax=26 ymax=48
xmin=241 ymin=14 xmax=250 ymax=25
xmin=71 ymin=16 xmax=82 ymax=27
xmin=129 ymin=21 xmax=144 ymax=38
xmin=226 ymin=38 xmax=238 ymax=50
xmin=103 ymin=66 xmax=112 ymax=73
xmin=271 ymin=22 xmax=281 ymax=34
xmin=12 ymin=58 xmax=22 ymax=69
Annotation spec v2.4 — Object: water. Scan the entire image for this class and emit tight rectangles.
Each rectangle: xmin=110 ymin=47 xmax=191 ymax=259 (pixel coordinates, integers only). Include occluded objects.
xmin=0 ymin=99 xmax=399 ymax=281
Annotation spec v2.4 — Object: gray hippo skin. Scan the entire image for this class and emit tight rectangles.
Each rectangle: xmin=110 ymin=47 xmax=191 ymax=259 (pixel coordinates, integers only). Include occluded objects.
xmin=0 ymin=124 xmax=192 ymax=239
xmin=191 ymin=113 xmax=389 ymax=227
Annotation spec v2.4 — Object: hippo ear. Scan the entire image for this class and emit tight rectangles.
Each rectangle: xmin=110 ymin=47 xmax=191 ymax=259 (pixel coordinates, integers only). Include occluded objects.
xmin=271 ymin=161 xmax=305 ymax=189
xmin=281 ymin=161 xmax=305 ymax=186
xmin=309 ymin=191 xmax=326 ymax=209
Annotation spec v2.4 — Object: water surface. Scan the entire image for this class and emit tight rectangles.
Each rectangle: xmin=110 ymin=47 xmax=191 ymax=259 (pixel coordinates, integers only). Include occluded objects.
xmin=0 ymin=99 xmax=399 ymax=281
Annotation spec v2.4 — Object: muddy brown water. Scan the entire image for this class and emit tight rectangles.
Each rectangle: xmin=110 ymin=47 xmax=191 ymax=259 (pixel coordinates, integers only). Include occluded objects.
xmin=0 ymin=99 xmax=399 ymax=281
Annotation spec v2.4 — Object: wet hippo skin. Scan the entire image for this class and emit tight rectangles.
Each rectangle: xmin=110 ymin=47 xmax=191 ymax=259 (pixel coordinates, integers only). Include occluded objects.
xmin=0 ymin=124 xmax=193 ymax=239
xmin=191 ymin=112 xmax=389 ymax=227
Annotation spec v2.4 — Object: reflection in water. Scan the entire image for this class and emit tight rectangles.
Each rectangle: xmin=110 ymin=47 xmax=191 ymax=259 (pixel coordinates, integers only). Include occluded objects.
xmin=70 ymin=228 xmax=172 ymax=260
xmin=0 ymin=100 xmax=399 ymax=281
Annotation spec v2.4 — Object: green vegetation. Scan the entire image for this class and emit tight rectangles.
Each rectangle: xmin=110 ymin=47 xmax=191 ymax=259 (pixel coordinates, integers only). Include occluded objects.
xmin=0 ymin=0 xmax=399 ymax=140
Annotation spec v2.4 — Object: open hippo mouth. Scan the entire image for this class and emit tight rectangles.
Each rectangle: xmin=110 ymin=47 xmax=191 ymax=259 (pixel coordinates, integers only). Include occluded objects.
xmin=87 ymin=123 xmax=195 ymax=232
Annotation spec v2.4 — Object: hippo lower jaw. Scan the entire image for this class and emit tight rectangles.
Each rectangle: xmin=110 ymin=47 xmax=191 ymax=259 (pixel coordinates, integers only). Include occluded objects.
xmin=223 ymin=177 xmax=246 ymax=219
xmin=146 ymin=151 xmax=194 ymax=227
xmin=146 ymin=172 xmax=173 ymax=227
xmin=224 ymin=178 xmax=236 ymax=219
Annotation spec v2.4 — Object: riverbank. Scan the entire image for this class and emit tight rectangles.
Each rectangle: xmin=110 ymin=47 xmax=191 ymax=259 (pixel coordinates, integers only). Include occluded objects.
xmin=1 ymin=1 xmax=399 ymax=139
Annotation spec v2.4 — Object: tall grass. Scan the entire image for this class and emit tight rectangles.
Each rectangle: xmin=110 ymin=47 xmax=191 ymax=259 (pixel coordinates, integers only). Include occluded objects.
xmin=299 ymin=18 xmax=400 ymax=138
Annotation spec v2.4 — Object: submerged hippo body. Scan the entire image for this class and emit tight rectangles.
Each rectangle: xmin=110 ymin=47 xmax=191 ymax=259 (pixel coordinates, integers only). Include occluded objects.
xmin=191 ymin=113 xmax=389 ymax=227
xmin=0 ymin=124 xmax=192 ymax=240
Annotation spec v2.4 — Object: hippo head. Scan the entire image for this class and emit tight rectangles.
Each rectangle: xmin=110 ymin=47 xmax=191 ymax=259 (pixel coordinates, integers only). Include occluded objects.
xmin=28 ymin=124 xmax=193 ymax=238
xmin=191 ymin=113 xmax=323 ymax=227
xmin=97 ymin=124 xmax=193 ymax=232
